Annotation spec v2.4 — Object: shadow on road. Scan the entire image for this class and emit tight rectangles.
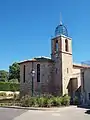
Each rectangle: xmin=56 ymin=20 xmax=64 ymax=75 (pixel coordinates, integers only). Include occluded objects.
xmin=85 ymin=110 xmax=90 ymax=114
xmin=77 ymin=105 xmax=90 ymax=114
xmin=77 ymin=105 xmax=90 ymax=109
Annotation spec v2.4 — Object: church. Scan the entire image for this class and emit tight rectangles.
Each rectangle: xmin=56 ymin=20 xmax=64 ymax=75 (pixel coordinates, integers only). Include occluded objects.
xmin=19 ymin=20 xmax=90 ymax=102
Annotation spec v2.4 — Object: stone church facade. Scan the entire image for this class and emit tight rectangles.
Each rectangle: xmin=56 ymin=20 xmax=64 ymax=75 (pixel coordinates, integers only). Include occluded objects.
xmin=19 ymin=21 xmax=89 ymax=100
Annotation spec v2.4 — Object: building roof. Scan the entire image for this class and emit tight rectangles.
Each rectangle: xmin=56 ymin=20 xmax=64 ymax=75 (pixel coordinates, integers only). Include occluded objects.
xmin=73 ymin=63 xmax=90 ymax=69
xmin=19 ymin=56 xmax=53 ymax=64
xmin=55 ymin=23 xmax=68 ymax=37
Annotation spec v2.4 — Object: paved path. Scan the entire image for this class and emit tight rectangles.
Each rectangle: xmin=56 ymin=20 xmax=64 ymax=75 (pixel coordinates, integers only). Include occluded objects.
xmin=0 ymin=106 xmax=90 ymax=120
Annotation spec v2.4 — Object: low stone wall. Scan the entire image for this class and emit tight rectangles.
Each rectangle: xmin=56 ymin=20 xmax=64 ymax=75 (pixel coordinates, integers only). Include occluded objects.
xmin=0 ymin=91 xmax=19 ymax=96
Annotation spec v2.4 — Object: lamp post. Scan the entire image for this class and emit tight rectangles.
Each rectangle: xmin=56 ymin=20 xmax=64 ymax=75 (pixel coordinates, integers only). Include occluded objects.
xmin=31 ymin=69 xmax=35 ymax=96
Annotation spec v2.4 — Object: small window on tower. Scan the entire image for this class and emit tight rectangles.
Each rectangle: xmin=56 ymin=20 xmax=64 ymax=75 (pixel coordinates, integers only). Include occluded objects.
xmin=65 ymin=39 xmax=68 ymax=52
xmin=56 ymin=40 xmax=58 ymax=52
xmin=67 ymin=68 xmax=69 ymax=73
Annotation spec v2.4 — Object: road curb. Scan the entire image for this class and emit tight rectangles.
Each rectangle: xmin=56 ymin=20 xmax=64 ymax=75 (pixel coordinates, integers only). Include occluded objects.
xmin=0 ymin=105 xmax=77 ymax=111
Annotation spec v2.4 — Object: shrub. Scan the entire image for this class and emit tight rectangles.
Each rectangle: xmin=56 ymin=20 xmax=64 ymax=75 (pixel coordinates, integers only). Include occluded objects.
xmin=61 ymin=94 xmax=70 ymax=106
xmin=37 ymin=97 xmax=48 ymax=107
xmin=20 ymin=95 xmax=31 ymax=107
xmin=9 ymin=79 xmax=19 ymax=83
xmin=47 ymin=98 xmax=54 ymax=107
xmin=20 ymin=95 xmax=70 ymax=107
xmin=0 ymin=103 xmax=14 ymax=107
xmin=0 ymin=82 xmax=20 ymax=91
xmin=29 ymin=97 xmax=37 ymax=107
xmin=20 ymin=95 xmax=37 ymax=107
xmin=0 ymin=92 xmax=7 ymax=97
xmin=52 ymin=97 xmax=62 ymax=106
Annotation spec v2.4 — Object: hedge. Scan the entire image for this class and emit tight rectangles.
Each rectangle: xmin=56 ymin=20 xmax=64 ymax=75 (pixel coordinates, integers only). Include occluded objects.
xmin=0 ymin=82 xmax=20 ymax=91
xmin=20 ymin=94 xmax=70 ymax=107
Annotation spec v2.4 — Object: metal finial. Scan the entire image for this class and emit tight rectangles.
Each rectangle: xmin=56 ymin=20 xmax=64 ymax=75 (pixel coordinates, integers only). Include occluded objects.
xmin=60 ymin=13 xmax=62 ymax=25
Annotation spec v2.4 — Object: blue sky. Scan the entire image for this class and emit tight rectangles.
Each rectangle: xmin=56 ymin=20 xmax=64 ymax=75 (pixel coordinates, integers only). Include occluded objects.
xmin=0 ymin=0 xmax=90 ymax=70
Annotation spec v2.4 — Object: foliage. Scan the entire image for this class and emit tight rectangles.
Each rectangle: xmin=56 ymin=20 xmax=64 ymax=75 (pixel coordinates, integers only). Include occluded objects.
xmin=0 ymin=82 xmax=20 ymax=91
xmin=37 ymin=97 xmax=48 ymax=107
xmin=0 ymin=94 xmax=70 ymax=108
xmin=0 ymin=70 xmax=9 ymax=82
xmin=9 ymin=62 xmax=20 ymax=82
xmin=61 ymin=94 xmax=70 ymax=106
xmin=20 ymin=94 xmax=70 ymax=107
xmin=47 ymin=98 xmax=54 ymax=107
xmin=20 ymin=95 xmax=31 ymax=107
xmin=9 ymin=79 xmax=19 ymax=83
xmin=0 ymin=103 xmax=14 ymax=107
xmin=51 ymin=97 xmax=62 ymax=106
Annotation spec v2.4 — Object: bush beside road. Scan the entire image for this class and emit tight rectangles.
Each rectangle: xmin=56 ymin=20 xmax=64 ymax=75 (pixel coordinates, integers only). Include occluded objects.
xmin=0 ymin=94 xmax=70 ymax=108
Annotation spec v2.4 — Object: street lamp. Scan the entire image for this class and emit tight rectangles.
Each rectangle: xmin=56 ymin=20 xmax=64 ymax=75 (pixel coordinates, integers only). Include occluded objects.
xmin=31 ymin=69 xmax=35 ymax=96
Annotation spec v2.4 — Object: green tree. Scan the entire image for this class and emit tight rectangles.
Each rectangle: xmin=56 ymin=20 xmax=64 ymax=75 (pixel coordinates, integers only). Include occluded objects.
xmin=0 ymin=70 xmax=9 ymax=82
xmin=9 ymin=79 xmax=19 ymax=83
xmin=9 ymin=62 xmax=20 ymax=82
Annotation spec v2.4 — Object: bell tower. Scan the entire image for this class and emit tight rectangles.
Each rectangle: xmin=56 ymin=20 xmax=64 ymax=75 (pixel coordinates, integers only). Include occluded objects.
xmin=51 ymin=22 xmax=73 ymax=96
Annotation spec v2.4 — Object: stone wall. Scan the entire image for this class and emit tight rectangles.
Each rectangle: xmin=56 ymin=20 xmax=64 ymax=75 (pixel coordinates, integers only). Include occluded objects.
xmin=20 ymin=61 xmax=53 ymax=97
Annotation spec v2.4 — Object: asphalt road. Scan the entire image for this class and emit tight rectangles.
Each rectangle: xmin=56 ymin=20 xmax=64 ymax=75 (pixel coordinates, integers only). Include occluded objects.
xmin=0 ymin=108 xmax=27 ymax=120
xmin=0 ymin=107 xmax=90 ymax=120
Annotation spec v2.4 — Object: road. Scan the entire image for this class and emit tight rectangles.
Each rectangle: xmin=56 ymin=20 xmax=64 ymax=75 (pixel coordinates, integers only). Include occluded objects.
xmin=0 ymin=106 xmax=90 ymax=120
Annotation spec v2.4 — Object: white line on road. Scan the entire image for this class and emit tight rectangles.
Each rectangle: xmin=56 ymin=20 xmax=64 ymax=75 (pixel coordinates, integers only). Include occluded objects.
xmin=52 ymin=113 xmax=60 ymax=116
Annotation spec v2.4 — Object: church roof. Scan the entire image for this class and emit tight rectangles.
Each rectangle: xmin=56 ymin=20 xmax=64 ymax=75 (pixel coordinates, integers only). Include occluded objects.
xmin=19 ymin=56 xmax=53 ymax=64
xmin=34 ymin=56 xmax=52 ymax=61
xmin=55 ymin=23 xmax=68 ymax=37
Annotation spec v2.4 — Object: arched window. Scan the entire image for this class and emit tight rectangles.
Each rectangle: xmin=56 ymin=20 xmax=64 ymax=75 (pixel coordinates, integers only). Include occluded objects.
xmin=23 ymin=65 xmax=25 ymax=83
xmin=65 ymin=39 xmax=68 ymax=52
xmin=56 ymin=40 xmax=58 ymax=52
xmin=37 ymin=64 xmax=40 ymax=82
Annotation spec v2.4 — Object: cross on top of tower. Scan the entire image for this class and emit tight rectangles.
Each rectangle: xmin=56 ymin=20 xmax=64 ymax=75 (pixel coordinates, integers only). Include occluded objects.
xmin=60 ymin=13 xmax=62 ymax=25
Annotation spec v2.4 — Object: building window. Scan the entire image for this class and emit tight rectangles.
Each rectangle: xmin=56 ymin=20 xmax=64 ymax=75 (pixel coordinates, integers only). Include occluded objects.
xmin=82 ymin=72 xmax=84 ymax=91
xmin=56 ymin=40 xmax=58 ymax=52
xmin=23 ymin=65 xmax=25 ymax=83
xmin=65 ymin=39 xmax=68 ymax=52
xmin=89 ymin=93 xmax=90 ymax=100
xmin=37 ymin=64 xmax=40 ymax=82
xmin=67 ymin=68 xmax=69 ymax=73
